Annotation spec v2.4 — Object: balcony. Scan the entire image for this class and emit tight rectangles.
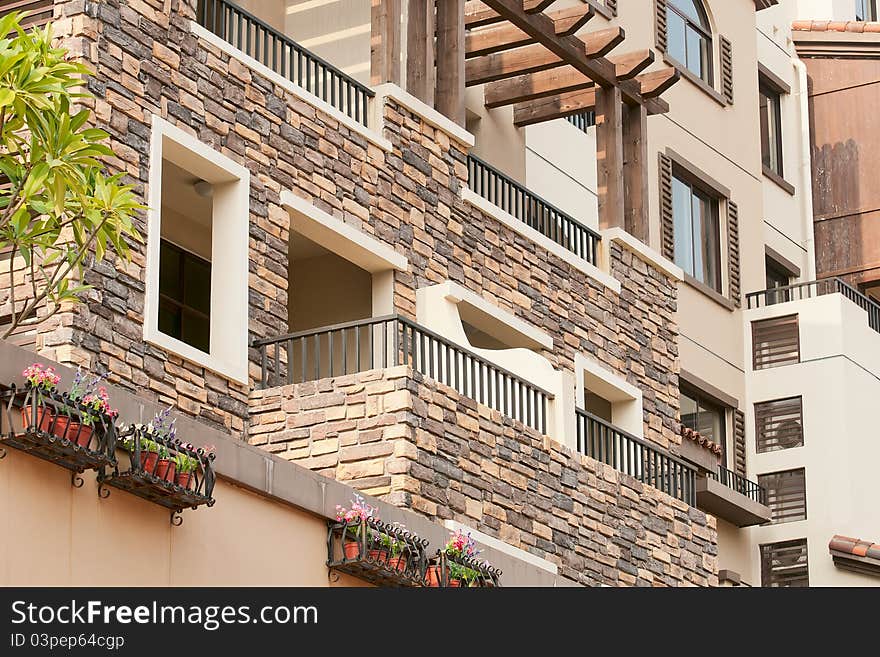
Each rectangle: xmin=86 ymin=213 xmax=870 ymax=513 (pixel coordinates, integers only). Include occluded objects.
xmin=253 ymin=315 xmax=551 ymax=434
xmin=467 ymin=154 xmax=602 ymax=268
xmin=696 ymin=465 xmax=770 ymax=527
xmin=575 ymin=409 xmax=696 ymax=505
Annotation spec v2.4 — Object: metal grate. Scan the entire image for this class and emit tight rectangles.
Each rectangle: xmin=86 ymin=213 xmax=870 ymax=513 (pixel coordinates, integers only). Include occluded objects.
xmin=565 ymin=111 xmax=595 ymax=133
xmin=751 ymin=314 xmax=799 ymax=370
xmin=758 ymin=469 xmax=807 ymax=524
xmin=761 ymin=539 xmax=809 ymax=587
xmin=711 ymin=464 xmax=768 ymax=506
xmin=755 ymin=396 xmax=804 ymax=453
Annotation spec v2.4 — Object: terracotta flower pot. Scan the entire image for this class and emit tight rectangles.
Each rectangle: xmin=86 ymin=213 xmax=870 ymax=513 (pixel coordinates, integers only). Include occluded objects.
xmin=51 ymin=416 xmax=84 ymax=443
xmin=386 ymin=554 xmax=408 ymax=573
xmin=154 ymin=458 xmax=176 ymax=482
xmin=425 ymin=565 xmax=442 ymax=587
xmin=21 ymin=405 xmax=54 ymax=434
xmin=449 ymin=579 xmax=462 ymax=588
xmin=343 ymin=541 xmax=361 ymax=560
xmin=68 ymin=422 xmax=93 ymax=449
xmin=368 ymin=548 xmax=388 ymax=565
xmin=140 ymin=450 xmax=159 ymax=473
xmin=176 ymin=472 xmax=195 ymax=490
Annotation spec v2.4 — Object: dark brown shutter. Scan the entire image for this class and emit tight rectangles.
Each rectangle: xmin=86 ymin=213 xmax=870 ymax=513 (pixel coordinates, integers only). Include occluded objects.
xmin=752 ymin=315 xmax=800 ymax=370
xmin=727 ymin=199 xmax=741 ymax=307
xmin=606 ymin=0 xmax=618 ymax=16
xmin=755 ymin=397 xmax=804 ymax=453
xmin=733 ymin=409 xmax=746 ymax=478
xmin=758 ymin=469 xmax=807 ymax=524
xmin=659 ymin=152 xmax=674 ymax=261
xmin=761 ymin=539 xmax=809 ymax=587
xmin=655 ymin=0 xmax=668 ymax=53
xmin=720 ymin=35 xmax=734 ymax=104
xmin=1 ymin=1 xmax=53 ymax=28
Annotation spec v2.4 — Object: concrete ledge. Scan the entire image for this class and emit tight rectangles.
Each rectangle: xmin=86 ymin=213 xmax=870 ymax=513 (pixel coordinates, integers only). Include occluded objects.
xmin=374 ymin=83 xmax=475 ymax=148
xmin=696 ymin=476 xmax=772 ymax=527
xmin=603 ymin=227 xmax=684 ymax=282
xmin=462 ymin=188 xmax=622 ymax=294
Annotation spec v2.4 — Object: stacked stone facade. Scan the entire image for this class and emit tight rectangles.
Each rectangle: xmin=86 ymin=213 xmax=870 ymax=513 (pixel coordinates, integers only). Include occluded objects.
xmin=250 ymin=368 xmax=717 ymax=587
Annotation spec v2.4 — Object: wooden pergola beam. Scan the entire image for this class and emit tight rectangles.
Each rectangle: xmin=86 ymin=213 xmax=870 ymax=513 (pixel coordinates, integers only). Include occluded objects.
xmin=610 ymin=49 xmax=655 ymax=81
xmin=464 ymin=0 xmax=558 ymax=28
xmin=370 ymin=0 xmax=401 ymax=85
xmin=436 ymin=0 xmax=466 ymax=125
xmin=480 ymin=0 xmax=668 ymax=114
xmin=485 ymin=67 xmax=593 ymax=109
xmin=465 ymin=6 xmax=595 ymax=59
xmin=597 ymin=86 xmax=624 ymax=231
xmin=407 ymin=0 xmax=435 ymax=104
xmin=638 ymin=68 xmax=681 ymax=98
xmin=512 ymin=87 xmax=598 ymax=127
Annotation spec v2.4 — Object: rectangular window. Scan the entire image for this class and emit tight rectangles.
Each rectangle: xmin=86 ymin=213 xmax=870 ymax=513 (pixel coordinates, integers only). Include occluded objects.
xmin=758 ymin=469 xmax=807 ymax=524
xmin=752 ymin=315 xmax=800 ymax=370
xmin=761 ymin=539 xmax=809 ymax=587
xmin=680 ymin=385 xmax=727 ymax=463
xmin=158 ymin=239 xmax=211 ymax=353
xmin=755 ymin=396 xmax=804 ymax=453
xmin=672 ymin=170 xmax=722 ymax=292
xmin=759 ymin=81 xmax=784 ymax=177
xmin=856 ymin=0 xmax=878 ymax=21
xmin=765 ymin=256 xmax=792 ymax=305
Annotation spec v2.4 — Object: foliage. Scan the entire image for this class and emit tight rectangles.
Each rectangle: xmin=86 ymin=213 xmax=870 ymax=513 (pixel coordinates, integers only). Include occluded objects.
xmin=375 ymin=522 xmax=407 ymax=557
xmin=444 ymin=529 xmax=489 ymax=586
xmin=21 ymin=362 xmax=59 ymax=391
xmin=335 ymin=493 xmax=377 ymax=542
xmin=0 ymin=12 xmax=143 ymax=339
xmin=148 ymin=406 xmax=176 ymax=441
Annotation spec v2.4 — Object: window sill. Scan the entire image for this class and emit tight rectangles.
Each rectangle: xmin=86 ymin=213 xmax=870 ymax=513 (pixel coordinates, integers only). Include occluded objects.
xmin=683 ymin=274 xmax=736 ymax=311
xmin=663 ymin=55 xmax=727 ymax=107
xmin=762 ymin=166 xmax=796 ymax=195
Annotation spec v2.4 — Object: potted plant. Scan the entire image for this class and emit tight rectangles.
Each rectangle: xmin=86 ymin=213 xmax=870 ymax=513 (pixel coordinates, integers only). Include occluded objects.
xmin=76 ymin=385 xmax=118 ymax=449
xmin=174 ymin=443 xmax=213 ymax=490
xmin=63 ymin=369 xmax=115 ymax=447
xmin=426 ymin=529 xmax=482 ymax=587
xmin=380 ymin=522 xmax=409 ymax=572
xmin=20 ymin=363 xmax=60 ymax=433
xmin=334 ymin=494 xmax=377 ymax=560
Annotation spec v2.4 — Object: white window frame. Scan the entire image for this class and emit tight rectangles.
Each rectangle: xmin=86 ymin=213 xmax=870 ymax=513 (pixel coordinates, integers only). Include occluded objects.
xmin=144 ymin=115 xmax=250 ymax=384
xmin=575 ymin=353 xmax=645 ymax=438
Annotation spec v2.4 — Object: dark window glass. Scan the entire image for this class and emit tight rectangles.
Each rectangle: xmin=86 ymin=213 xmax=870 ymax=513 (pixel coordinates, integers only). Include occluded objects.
xmin=759 ymin=82 xmax=784 ymax=176
xmin=667 ymin=0 xmax=713 ymax=84
xmin=671 ymin=171 xmax=722 ymax=291
xmin=158 ymin=239 xmax=211 ymax=353
xmin=856 ymin=0 xmax=878 ymax=21
xmin=681 ymin=386 xmax=727 ymax=463
xmin=765 ymin=257 xmax=791 ymax=305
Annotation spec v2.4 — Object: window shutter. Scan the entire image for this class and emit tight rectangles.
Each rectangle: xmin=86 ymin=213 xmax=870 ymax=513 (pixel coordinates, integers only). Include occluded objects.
xmin=733 ymin=409 xmax=746 ymax=478
xmin=720 ymin=35 xmax=734 ymax=104
xmin=606 ymin=0 xmax=618 ymax=16
xmin=727 ymin=199 xmax=741 ymax=307
xmin=655 ymin=0 xmax=668 ymax=53
xmin=659 ymin=153 xmax=674 ymax=261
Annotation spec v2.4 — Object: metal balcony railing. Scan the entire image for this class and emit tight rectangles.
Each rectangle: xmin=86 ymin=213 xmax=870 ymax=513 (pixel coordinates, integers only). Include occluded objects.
xmin=196 ymin=0 xmax=373 ymax=126
xmin=710 ymin=464 xmax=768 ymax=506
xmin=253 ymin=315 xmax=552 ymax=433
xmin=467 ymin=154 xmax=601 ymax=267
xmin=575 ymin=409 xmax=697 ymax=505
xmin=746 ymin=277 xmax=880 ymax=334
xmin=565 ymin=110 xmax=596 ymax=133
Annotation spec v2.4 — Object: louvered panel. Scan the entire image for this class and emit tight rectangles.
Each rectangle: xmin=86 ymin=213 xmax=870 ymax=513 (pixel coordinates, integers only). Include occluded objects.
xmin=733 ymin=409 xmax=746 ymax=478
xmin=758 ymin=469 xmax=807 ymax=524
xmin=720 ymin=35 xmax=734 ymax=104
xmin=761 ymin=539 xmax=809 ymax=587
xmin=605 ymin=0 xmax=618 ymax=16
xmin=658 ymin=152 xmax=674 ymax=260
xmin=755 ymin=396 xmax=804 ymax=453
xmin=0 ymin=1 xmax=53 ymax=28
xmin=752 ymin=315 xmax=800 ymax=370
xmin=727 ymin=200 xmax=741 ymax=307
xmin=655 ymin=0 xmax=667 ymax=53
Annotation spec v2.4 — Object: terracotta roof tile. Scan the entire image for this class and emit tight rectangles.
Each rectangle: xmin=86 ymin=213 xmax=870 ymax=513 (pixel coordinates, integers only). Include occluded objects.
xmin=680 ymin=426 xmax=723 ymax=456
xmin=829 ymin=535 xmax=880 ymax=557
xmin=792 ymin=20 xmax=880 ymax=33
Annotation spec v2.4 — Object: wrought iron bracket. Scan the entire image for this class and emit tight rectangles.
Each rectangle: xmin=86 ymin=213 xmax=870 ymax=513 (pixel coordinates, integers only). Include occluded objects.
xmin=97 ymin=480 xmax=111 ymax=499
xmin=171 ymin=511 xmax=183 ymax=527
xmin=71 ymin=472 xmax=84 ymax=488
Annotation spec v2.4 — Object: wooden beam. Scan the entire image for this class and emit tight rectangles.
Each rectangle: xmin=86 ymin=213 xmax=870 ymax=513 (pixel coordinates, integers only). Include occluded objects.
xmin=406 ymin=0 xmax=434 ymax=104
xmin=485 ymin=67 xmax=593 ymax=109
xmin=609 ymin=49 xmax=654 ymax=81
xmin=436 ymin=0 xmax=466 ymax=125
xmin=637 ymin=68 xmax=680 ymax=98
xmin=596 ymin=86 xmax=624 ymax=231
xmin=480 ymin=0 xmax=669 ymax=114
xmin=466 ymin=43 xmax=562 ymax=87
xmin=465 ymin=6 xmax=595 ymax=59
xmin=371 ymin=0 xmax=401 ymax=86
xmin=512 ymin=87 xmax=597 ymax=127
xmin=623 ymin=103 xmax=649 ymax=241
xmin=465 ymin=0 xmax=575 ymax=29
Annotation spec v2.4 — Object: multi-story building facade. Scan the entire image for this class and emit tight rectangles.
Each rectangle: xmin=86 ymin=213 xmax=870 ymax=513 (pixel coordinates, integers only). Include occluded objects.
xmin=0 ymin=0 xmax=876 ymax=587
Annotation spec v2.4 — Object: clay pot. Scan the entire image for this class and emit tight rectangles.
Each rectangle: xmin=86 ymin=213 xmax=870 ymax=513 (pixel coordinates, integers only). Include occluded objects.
xmin=50 ymin=416 xmax=92 ymax=448
xmin=343 ymin=541 xmax=360 ymax=560
xmin=449 ymin=579 xmax=462 ymax=588
xmin=153 ymin=458 xmax=176 ymax=482
xmin=425 ymin=565 xmax=442 ymax=587
xmin=140 ymin=450 xmax=159 ymax=474
xmin=385 ymin=555 xmax=408 ymax=573
xmin=368 ymin=549 xmax=387 ymax=564
xmin=176 ymin=472 xmax=195 ymax=490
xmin=21 ymin=405 xmax=54 ymax=434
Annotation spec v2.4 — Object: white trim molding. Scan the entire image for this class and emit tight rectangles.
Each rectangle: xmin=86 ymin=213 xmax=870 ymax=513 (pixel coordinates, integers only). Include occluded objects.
xmin=373 ymin=83 xmax=476 ymax=148
xmin=461 ymin=188 xmax=622 ymax=294
xmin=144 ymin=115 xmax=250 ymax=384
xmin=575 ymin=353 xmax=644 ymax=439
xmin=602 ymin=227 xmax=684 ymax=281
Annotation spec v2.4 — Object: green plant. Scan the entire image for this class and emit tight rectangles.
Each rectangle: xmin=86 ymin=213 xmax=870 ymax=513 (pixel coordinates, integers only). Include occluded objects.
xmin=174 ymin=452 xmax=198 ymax=474
xmin=335 ymin=494 xmax=377 ymax=543
xmin=376 ymin=522 xmax=407 ymax=557
xmin=448 ymin=561 xmax=479 ymax=585
xmin=0 ymin=12 xmax=143 ymax=339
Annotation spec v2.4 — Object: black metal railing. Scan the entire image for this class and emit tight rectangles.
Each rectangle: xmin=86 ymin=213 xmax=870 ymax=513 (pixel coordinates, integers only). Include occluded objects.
xmin=746 ymin=277 xmax=880 ymax=334
xmin=467 ymin=154 xmax=601 ymax=266
xmin=196 ymin=0 xmax=373 ymax=126
xmin=710 ymin=464 xmax=768 ymax=506
xmin=575 ymin=409 xmax=696 ymax=505
xmin=425 ymin=550 xmax=502 ymax=588
xmin=253 ymin=315 xmax=552 ymax=433
xmin=565 ymin=110 xmax=596 ymax=133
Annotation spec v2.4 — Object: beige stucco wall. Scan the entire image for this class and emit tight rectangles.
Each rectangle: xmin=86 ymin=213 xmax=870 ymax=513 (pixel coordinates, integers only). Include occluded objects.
xmin=744 ymin=294 xmax=880 ymax=586
xmin=0 ymin=449 xmax=337 ymax=586
xmin=290 ymin=253 xmax=373 ymax=331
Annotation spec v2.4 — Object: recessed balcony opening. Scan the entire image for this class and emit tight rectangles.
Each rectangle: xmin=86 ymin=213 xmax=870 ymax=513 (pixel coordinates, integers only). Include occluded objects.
xmin=158 ymin=160 xmax=213 ymax=354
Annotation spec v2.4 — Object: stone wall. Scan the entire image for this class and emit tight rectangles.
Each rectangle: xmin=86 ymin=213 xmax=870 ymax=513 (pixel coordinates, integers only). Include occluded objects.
xmin=33 ymin=0 xmax=684 ymax=451
xmin=249 ymin=368 xmax=718 ymax=587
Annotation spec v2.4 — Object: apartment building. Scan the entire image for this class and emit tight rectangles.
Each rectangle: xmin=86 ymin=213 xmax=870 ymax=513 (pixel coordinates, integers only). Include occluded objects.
xmin=0 ymin=0 xmax=876 ymax=587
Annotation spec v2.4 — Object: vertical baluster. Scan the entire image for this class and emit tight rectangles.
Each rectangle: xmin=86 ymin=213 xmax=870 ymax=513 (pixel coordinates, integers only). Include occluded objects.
xmin=314 ymin=334 xmax=320 ymax=380
xmin=287 ymin=338 xmax=293 ymax=385
xmin=300 ymin=336 xmax=307 ymax=384
xmin=260 ymin=345 xmax=267 ymax=389
xmin=273 ymin=341 xmax=280 ymax=388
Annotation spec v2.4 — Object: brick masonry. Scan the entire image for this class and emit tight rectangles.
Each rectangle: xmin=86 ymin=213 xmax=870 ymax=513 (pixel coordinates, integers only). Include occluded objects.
xmin=250 ymin=368 xmax=718 ymax=587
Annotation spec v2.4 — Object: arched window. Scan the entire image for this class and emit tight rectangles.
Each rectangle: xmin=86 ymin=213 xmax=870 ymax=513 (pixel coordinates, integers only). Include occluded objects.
xmin=667 ymin=0 xmax=713 ymax=84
